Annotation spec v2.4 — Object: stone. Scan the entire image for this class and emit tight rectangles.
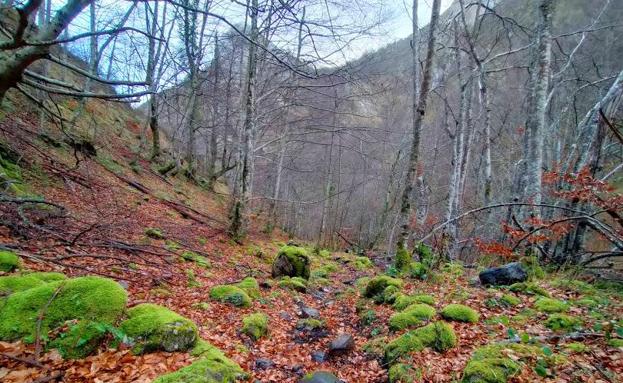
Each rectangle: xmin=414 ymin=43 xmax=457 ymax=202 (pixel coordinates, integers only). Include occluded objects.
xmin=479 ymin=262 xmax=528 ymax=286
xmin=279 ymin=311 xmax=292 ymax=321
xmin=272 ymin=245 xmax=311 ymax=279
xmin=254 ymin=358 xmax=275 ymax=370
xmin=301 ymin=306 xmax=320 ymax=319
xmin=311 ymin=350 xmax=326 ymax=363
xmin=328 ymin=334 xmax=354 ymax=356
xmin=300 ymin=371 xmax=341 ymax=383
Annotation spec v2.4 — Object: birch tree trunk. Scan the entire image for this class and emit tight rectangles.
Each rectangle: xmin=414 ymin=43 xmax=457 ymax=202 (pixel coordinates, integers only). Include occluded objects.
xmin=395 ymin=0 xmax=442 ymax=267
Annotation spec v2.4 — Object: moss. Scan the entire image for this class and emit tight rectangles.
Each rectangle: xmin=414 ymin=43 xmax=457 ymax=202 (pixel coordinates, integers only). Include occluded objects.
xmin=0 ymin=274 xmax=46 ymax=295
xmin=395 ymin=244 xmax=411 ymax=271
xmin=277 ymin=276 xmax=307 ymax=292
xmin=236 ymin=277 xmax=260 ymax=298
xmin=180 ymin=251 xmax=210 ymax=268
xmin=607 ymin=339 xmax=623 ymax=348
xmin=209 ymin=285 xmax=251 ymax=307
xmin=388 ymin=363 xmax=422 ymax=383
xmin=564 ymin=342 xmax=588 ymax=353
xmin=50 ymin=320 xmax=107 ymax=359
xmin=575 ymin=297 xmax=600 ymax=308
xmin=364 ymin=275 xmax=403 ymax=298
xmin=552 ymin=279 xmax=596 ymax=295
xmin=509 ymin=282 xmax=550 ymax=297
xmin=442 ymin=262 xmax=464 ymax=277
xmin=145 ymin=227 xmax=164 ymax=239
xmin=359 ymin=309 xmax=377 ymax=326
xmin=500 ymin=294 xmax=521 ymax=307
xmin=462 ymin=358 xmax=520 ymax=383
xmin=534 ymin=297 xmax=569 ymax=313
xmin=27 ymin=272 xmax=66 ymax=282
xmin=385 ymin=321 xmax=457 ymax=363
xmin=0 ymin=276 xmax=126 ymax=341
xmin=441 ymin=304 xmax=480 ymax=323
xmin=363 ymin=336 xmax=388 ymax=359
xmin=272 ymin=245 xmax=310 ymax=279
xmin=382 ymin=285 xmax=401 ymax=303
xmin=409 ymin=261 xmax=428 ymax=280
xmin=0 ymin=250 xmax=20 ymax=272
xmin=241 ymin=312 xmax=269 ymax=341
xmin=521 ymin=256 xmax=545 ymax=279
xmin=154 ymin=340 xmax=246 ymax=383
xmin=120 ymin=303 xmax=197 ymax=354
xmin=393 ymin=294 xmax=435 ymax=310
xmin=545 ymin=313 xmax=581 ymax=331
xmin=354 ymin=256 xmax=373 ymax=270
xmin=389 ymin=304 xmax=436 ymax=331
xmin=192 ymin=302 xmax=210 ymax=311
xmin=296 ymin=318 xmax=325 ymax=330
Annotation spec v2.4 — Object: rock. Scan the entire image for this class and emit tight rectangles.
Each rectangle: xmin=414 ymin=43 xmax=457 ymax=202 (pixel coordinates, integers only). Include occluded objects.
xmin=300 ymin=306 xmax=320 ymax=319
xmin=279 ymin=311 xmax=293 ymax=321
xmin=300 ymin=371 xmax=341 ymax=383
xmin=292 ymin=364 xmax=305 ymax=376
xmin=311 ymin=350 xmax=326 ymax=363
xmin=328 ymin=334 xmax=354 ymax=356
xmin=272 ymin=245 xmax=311 ymax=279
xmin=254 ymin=358 xmax=275 ymax=370
xmin=479 ymin=262 xmax=528 ymax=286
xmin=119 ymin=280 xmax=130 ymax=290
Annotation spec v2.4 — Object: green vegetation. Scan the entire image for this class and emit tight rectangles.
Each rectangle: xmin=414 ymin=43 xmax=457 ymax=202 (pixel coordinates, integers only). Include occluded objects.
xmin=385 ymin=321 xmax=457 ymax=363
xmin=509 ymin=282 xmax=550 ymax=297
xmin=608 ymin=339 xmax=623 ymax=347
xmin=388 ymin=363 xmax=422 ymax=383
xmin=545 ymin=314 xmax=581 ymax=331
xmin=154 ymin=340 xmax=246 ymax=383
xmin=180 ymin=251 xmax=210 ymax=268
xmin=277 ymin=276 xmax=307 ymax=292
xmin=389 ymin=304 xmax=436 ymax=330
xmin=0 ymin=250 xmax=20 ymax=272
xmin=441 ymin=304 xmax=480 ymax=323
xmin=272 ymin=245 xmax=311 ymax=279
xmin=209 ymin=285 xmax=252 ymax=307
xmin=0 ymin=276 xmax=127 ymax=341
xmin=236 ymin=277 xmax=260 ymax=298
xmin=145 ymin=227 xmax=165 ymax=239
xmin=395 ymin=244 xmax=411 ymax=271
xmin=120 ymin=303 xmax=197 ymax=354
xmin=241 ymin=312 xmax=269 ymax=340
xmin=364 ymin=275 xmax=403 ymax=299
xmin=408 ymin=261 xmax=428 ymax=280
xmin=354 ymin=256 xmax=373 ymax=270
xmin=462 ymin=352 xmax=520 ymax=383
xmin=500 ymin=294 xmax=521 ymax=307
xmin=50 ymin=321 xmax=108 ymax=359
xmin=564 ymin=342 xmax=588 ymax=353
xmin=393 ymin=294 xmax=435 ymax=311
xmin=296 ymin=318 xmax=325 ymax=330
xmin=534 ymin=297 xmax=569 ymax=313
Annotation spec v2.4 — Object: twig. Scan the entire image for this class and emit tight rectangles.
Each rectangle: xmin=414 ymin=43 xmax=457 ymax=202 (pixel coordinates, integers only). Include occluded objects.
xmin=0 ymin=352 xmax=44 ymax=368
xmin=34 ymin=283 xmax=65 ymax=360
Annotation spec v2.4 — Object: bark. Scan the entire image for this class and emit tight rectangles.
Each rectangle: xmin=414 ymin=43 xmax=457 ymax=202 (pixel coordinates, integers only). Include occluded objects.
xmin=396 ymin=0 xmax=442 ymax=254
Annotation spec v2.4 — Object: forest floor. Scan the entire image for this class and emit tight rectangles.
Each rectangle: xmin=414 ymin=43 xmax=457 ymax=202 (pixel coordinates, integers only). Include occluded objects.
xmin=0 ymin=96 xmax=622 ymax=383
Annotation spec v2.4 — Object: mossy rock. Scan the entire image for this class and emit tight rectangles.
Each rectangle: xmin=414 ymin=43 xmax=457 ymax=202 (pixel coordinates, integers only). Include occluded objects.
xmin=389 ymin=304 xmax=436 ymax=331
xmin=180 ymin=251 xmax=211 ymax=268
xmin=0 ymin=276 xmax=127 ymax=341
xmin=271 ymin=245 xmax=311 ymax=279
xmin=145 ymin=227 xmax=165 ymax=239
xmin=236 ymin=277 xmax=260 ymax=298
xmin=395 ymin=244 xmax=411 ymax=271
xmin=385 ymin=321 xmax=457 ymax=363
xmin=209 ymin=285 xmax=252 ymax=307
xmin=278 ymin=276 xmax=307 ymax=292
xmin=296 ymin=318 xmax=325 ymax=330
xmin=50 ymin=320 xmax=107 ymax=359
xmin=534 ymin=297 xmax=569 ymax=313
xmin=461 ymin=344 xmax=543 ymax=383
xmin=382 ymin=285 xmax=402 ymax=304
xmin=0 ymin=250 xmax=20 ymax=272
xmin=354 ymin=256 xmax=373 ymax=270
xmin=509 ymin=282 xmax=550 ymax=297
xmin=363 ymin=276 xmax=403 ymax=299
xmin=0 ymin=274 xmax=46 ymax=295
xmin=241 ymin=312 xmax=269 ymax=341
xmin=545 ymin=313 xmax=581 ymax=331
xmin=393 ymin=294 xmax=435 ymax=310
xmin=154 ymin=340 xmax=247 ymax=383
xmin=441 ymin=304 xmax=480 ymax=323
xmin=120 ymin=303 xmax=197 ymax=354
xmin=388 ymin=363 xmax=422 ymax=383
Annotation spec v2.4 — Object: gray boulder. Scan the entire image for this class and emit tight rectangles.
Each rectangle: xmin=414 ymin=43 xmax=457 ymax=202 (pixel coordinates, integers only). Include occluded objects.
xmin=328 ymin=333 xmax=354 ymax=356
xmin=479 ymin=262 xmax=528 ymax=286
xmin=300 ymin=371 xmax=341 ymax=383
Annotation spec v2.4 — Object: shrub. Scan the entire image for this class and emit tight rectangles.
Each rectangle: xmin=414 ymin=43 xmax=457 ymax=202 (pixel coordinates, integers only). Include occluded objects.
xmin=441 ymin=304 xmax=479 ymax=323
xmin=534 ymin=297 xmax=569 ymax=313
xmin=409 ymin=262 xmax=428 ymax=280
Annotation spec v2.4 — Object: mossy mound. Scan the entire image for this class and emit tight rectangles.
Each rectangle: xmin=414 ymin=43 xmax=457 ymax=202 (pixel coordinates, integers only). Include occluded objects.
xmin=120 ymin=303 xmax=197 ymax=354
xmin=296 ymin=318 xmax=325 ymax=330
xmin=0 ymin=276 xmax=127 ymax=341
xmin=395 ymin=245 xmax=411 ymax=271
xmin=154 ymin=340 xmax=247 ymax=383
xmin=236 ymin=277 xmax=260 ymax=298
xmin=388 ymin=363 xmax=422 ymax=383
xmin=461 ymin=343 xmax=546 ymax=383
xmin=500 ymin=294 xmax=520 ymax=307
xmin=409 ymin=261 xmax=428 ymax=280
xmin=393 ymin=294 xmax=435 ymax=310
xmin=534 ymin=297 xmax=569 ymax=313
xmin=180 ymin=251 xmax=210 ymax=268
xmin=564 ymin=342 xmax=589 ymax=353
xmin=381 ymin=285 xmax=402 ymax=304
xmin=0 ymin=274 xmax=46 ymax=295
xmin=209 ymin=285 xmax=252 ymax=307
xmin=385 ymin=321 xmax=457 ymax=363
xmin=278 ymin=276 xmax=307 ymax=292
xmin=545 ymin=313 xmax=581 ymax=331
xmin=0 ymin=250 xmax=20 ymax=272
xmin=389 ymin=304 xmax=436 ymax=331
xmin=271 ymin=245 xmax=310 ymax=279
xmin=145 ymin=227 xmax=165 ymax=239
xmin=50 ymin=320 xmax=107 ymax=359
xmin=441 ymin=304 xmax=480 ymax=323
xmin=241 ymin=312 xmax=269 ymax=341
xmin=354 ymin=256 xmax=373 ymax=270
xmin=364 ymin=276 xmax=403 ymax=299
xmin=509 ymin=282 xmax=549 ymax=297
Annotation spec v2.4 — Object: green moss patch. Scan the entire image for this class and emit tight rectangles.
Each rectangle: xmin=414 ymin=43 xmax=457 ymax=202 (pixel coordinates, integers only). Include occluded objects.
xmin=50 ymin=320 xmax=108 ymax=359
xmin=545 ymin=313 xmax=581 ymax=331
xmin=271 ymin=245 xmax=311 ymax=279
xmin=534 ymin=297 xmax=569 ymax=313
xmin=441 ymin=304 xmax=480 ymax=323
xmin=154 ymin=340 xmax=246 ymax=383
xmin=385 ymin=321 xmax=457 ymax=363
xmin=209 ymin=285 xmax=252 ymax=307
xmin=509 ymin=282 xmax=549 ymax=297
xmin=120 ymin=303 xmax=197 ymax=354
xmin=500 ymin=294 xmax=521 ymax=307
xmin=241 ymin=312 xmax=269 ymax=341
xmin=409 ymin=261 xmax=428 ymax=280
xmin=395 ymin=244 xmax=411 ymax=271
xmin=145 ymin=227 xmax=164 ymax=239
xmin=180 ymin=251 xmax=210 ymax=268
xmin=564 ymin=342 xmax=588 ymax=353
xmin=0 ymin=250 xmax=20 ymax=272
xmin=461 ymin=344 xmax=546 ymax=383
xmin=354 ymin=256 xmax=373 ymax=270
xmin=277 ymin=276 xmax=307 ymax=292
xmin=364 ymin=276 xmax=403 ymax=299
xmin=236 ymin=277 xmax=260 ymax=298
xmin=393 ymin=294 xmax=435 ymax=310
xmin=389 ymin=304 xmax=436 ymax=331
xmin=389 ymin=363 xmax=422 ymax=383
xmin=0 ymin=276 xmax=127 ymax=341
